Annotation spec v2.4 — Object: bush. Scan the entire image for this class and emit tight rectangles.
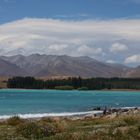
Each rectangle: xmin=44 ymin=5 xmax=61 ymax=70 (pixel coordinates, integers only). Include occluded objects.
xmin=77 ymin=87 xmax=88 ymax=90
xmin=16 ymin=121 xmax=58 ymax=139
xmin=16 ymin=122 xmax=39 ymax=139
xmin=138 ymin=125 xmax=140 ymax=132
xmin=39 ymin=118 xmax=67 ymax=133
xmin=53 ymin=121 xmax=67 ymax=133
xmin=123 ymin=117 xmax=138 ymax=126
xmin=40 ymin=117 xmax=55 ymax=123
xmin=7 ymin=116 xmax=24 ymax=126
xmin=55 ymin=86 xmax=74 ymax=90
xmin=42 ymin=123 xmax=57 ymax=136
xmin=126 ymin=127 xmax=140 ymax=139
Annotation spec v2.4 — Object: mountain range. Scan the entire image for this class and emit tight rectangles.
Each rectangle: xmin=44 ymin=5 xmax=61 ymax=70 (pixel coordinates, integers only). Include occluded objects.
xmin=0 ymin=54 xmax=139 ymax=78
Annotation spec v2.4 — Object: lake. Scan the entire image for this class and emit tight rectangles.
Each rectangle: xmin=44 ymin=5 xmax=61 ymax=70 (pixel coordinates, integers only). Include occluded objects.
xmin=0 ymin=89 xmax=140 ymax=118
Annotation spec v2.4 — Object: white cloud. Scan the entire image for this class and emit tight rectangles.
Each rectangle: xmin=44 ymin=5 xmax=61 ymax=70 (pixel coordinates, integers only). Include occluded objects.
xmin=77 ymin=45 xmax=103 ymax=56
xmin=124 ymin=54 xmax=140 ymax=64
xmin=0 ymin=18 xmax=140 ymax=66
xmin=110 ymin=43 xmax=128 ymax=53
xmin=48 ymin=44 xmax=68 ymax=51
xmin=106 ymin=60 xmax=116 ymax=64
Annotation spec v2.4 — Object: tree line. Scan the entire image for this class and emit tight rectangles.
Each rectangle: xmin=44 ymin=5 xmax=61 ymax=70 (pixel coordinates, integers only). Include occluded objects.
xmin=7 ymin=76 xmax=140 ymax=90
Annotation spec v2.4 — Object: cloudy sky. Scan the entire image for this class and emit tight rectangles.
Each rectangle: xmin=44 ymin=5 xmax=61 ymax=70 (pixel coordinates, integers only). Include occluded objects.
xmin=0 ymin=0 xmax=140 ymax=66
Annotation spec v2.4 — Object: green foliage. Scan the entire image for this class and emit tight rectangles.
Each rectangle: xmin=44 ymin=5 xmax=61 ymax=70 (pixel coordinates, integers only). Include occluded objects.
xmin=7 ymin=77 xmax=44 ymax=89
xmin=77 ymin=86 xmax=88 ymax=90
xmin=7 ymin=76 xmax=140 ymax=90
xmin=138 ymin=125 xmax=140 ymax=133
xmin=16 ymin=121 xmax=58 ymax=139
xmin=16 ymin=120 xmax=64 ymax=139
xmin=7 ymin=116 xmax=24 ymax=126
xmin=16 ymin=122 xmax=43 ymax=139
xmin=0 ymin=114 xmax=140 ymax=140
xmin=126 ymin=127 xmax=140 ymax=140
xmin=123 ymin=117 xmax=139 ymax=126
xmin=55 ymin=85 xmax=74 ymax=90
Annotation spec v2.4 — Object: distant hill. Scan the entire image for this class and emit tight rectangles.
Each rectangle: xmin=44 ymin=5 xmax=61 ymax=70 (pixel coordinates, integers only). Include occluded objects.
xmin=0 ymin=58 xmax=26 ymax=76
xmin=124 ymin=66 xmax=140 ymax=78
xmin=0 ymin=54 xmax=139 ymax=78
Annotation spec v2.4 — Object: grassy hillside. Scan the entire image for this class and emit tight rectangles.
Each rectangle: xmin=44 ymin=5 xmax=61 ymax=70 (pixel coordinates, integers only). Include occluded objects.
xmin=0 ymin=112 xmax=140 ymax=140
xmin=0 ymin=77 xmax=8 ymax=88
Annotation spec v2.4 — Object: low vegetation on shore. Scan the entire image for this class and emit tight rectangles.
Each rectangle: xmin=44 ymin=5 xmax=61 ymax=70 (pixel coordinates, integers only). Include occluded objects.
xmin=0 ymin=112 xmax=140 ymax=140
xmin=54 ymin=85 xmax=74 ymax=90
xmin=0 ymin=77 xmax=7 ymax=89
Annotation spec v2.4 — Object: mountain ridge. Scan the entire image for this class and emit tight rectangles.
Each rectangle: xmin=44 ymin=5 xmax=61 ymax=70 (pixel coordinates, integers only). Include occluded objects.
xmin=0 ymin=54 xmax=139 ymax=78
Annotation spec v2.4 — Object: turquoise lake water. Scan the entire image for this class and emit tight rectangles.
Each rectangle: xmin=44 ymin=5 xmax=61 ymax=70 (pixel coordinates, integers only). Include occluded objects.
xmin=0 ymin=89 xmax=140 ymax=117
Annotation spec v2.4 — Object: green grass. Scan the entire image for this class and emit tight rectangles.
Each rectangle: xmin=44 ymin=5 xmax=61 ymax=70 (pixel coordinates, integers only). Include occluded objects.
xmin=0 ymin=81 xmax=7 ymax=89
xmin=77 ymin=87 xmax=89 ymax=90
xmin=0 ymin=114 xmax=139 ymax=140
xmin=54 ymin=86 xmax=74 ymax=90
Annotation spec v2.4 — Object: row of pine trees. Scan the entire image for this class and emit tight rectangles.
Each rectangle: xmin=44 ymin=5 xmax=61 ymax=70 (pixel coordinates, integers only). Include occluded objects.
xmin=7 ymin=77 xmax=140 ymax=90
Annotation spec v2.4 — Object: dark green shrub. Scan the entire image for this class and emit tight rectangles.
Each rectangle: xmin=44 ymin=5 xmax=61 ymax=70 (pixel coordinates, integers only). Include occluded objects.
xmin=16 ymin=122 xmax=40 ymax=139
xmin=126 ymin=127 xmax=140 ymax=139
xmin=39 ymin=118 xmax=67 ymax=133
xmin=123 ymin=117 xmax=138 ymax=126
xmin=42 ymin=123 xmax=57 ymax=136
xmin=77 ymin=87 xmax=88 ymax=90
xmin=53 ymin=121 xmax=67 ymax=133
xmin=7 ymin=116 xmax=24 ymax=126
xmin=40 ymin=117 xmax=54 ymax=123
xmin=55 ymin=86 xmax=74 ymax=90
xmin=17 ymin=122 xmax=44 ymax=139
xmin=16 ymin=122 xmax=58 ymax=139
xmin=113 ymin=129 xmax=125 ymax=140
xmin=138 ymin=125 xmax=140 ymax=132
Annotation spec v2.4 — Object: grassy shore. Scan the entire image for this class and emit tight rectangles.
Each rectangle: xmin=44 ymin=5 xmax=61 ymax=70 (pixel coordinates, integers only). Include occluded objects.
xmin=0 ymin=77 xmax=8 ymax=89
xmin=0 ymin=110 xmax=140 ymax=140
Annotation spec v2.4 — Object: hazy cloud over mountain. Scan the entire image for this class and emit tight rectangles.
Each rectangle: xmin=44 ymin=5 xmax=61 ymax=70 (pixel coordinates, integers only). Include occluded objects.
xmin=125 ymin=54 xmax=140 ymax=64
xmin=110 ymin=43 xmax=128 ymax=53
xmin=0 ymin=18 xmax=140 ymax=66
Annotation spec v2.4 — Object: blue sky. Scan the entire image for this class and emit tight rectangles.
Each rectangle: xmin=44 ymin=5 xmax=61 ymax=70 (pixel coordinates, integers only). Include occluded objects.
xmin=0 ymin=0 xmax=140 ymax=66
xmin=0 ymin=0 xmax=140 ymax=23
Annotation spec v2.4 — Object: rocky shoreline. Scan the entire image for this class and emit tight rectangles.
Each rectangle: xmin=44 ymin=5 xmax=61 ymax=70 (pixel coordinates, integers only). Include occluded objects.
xmin=59 ymin=107 xmax=140 ymax=121
xmin=0 ymin=107 xmax=139 ymax=122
